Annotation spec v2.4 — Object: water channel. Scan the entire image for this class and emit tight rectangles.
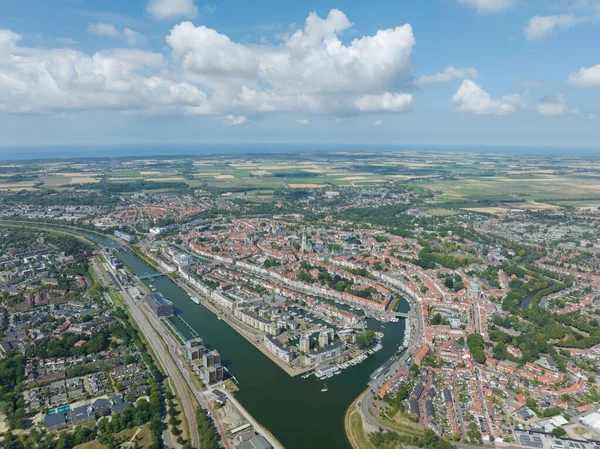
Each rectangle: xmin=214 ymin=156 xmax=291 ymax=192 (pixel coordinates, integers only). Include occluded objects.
xmin=22 ymin=224 xmax=408 ymax=449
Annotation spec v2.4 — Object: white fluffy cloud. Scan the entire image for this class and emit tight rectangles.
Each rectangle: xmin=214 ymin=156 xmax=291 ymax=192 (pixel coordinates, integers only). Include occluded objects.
xmin=224 ymin=115 xmax=247 ymax=125
xmin=537 ymin=94 xmax=567 ymax=116
xmin=167 ymin=22 xmax=258 ymax=78
xmin=457 ymin=0 xmax=515 ymax=14
xmin=0 ymin=9 xmax=418 ymax=120
xmin=87 ymin=23 xmax=145 ymax=47
xmin=415 ymin=66 xmax=478 ymax=85
xmin=525 ymin=15 xmax=581 ymax=40
xmin=123 ymin=28 xmax=146 ymax=46
xmin=355 ymin=93 xmax=413 ymax=112
xmin=87 ymin=23 xmax=120 ymax=38
xmin=453 ymin=80 xmax=522 ymax=115
xmin=166 ymin=9 xmax=416 ymax=116
xmin=536 ymin=94 xmax=579 ymax=116
xmin=296 ymin=118 xmax=309 ymax=125
xmin=147 ymin=0 xmax=198 ymax=20
xmin=0 ymin=30 xmax=206 ymax=114
xmin=568 ymin=64 xmax=600 ymax=86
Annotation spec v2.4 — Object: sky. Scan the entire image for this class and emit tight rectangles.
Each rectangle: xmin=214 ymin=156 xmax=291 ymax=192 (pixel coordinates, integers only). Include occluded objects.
xmin=1 ymin=0 xmax=600 ymax=150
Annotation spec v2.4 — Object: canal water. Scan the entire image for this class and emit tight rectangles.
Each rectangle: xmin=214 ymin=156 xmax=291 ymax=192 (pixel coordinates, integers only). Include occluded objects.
xmin=27 ymin=224 xmax=408 ymax=449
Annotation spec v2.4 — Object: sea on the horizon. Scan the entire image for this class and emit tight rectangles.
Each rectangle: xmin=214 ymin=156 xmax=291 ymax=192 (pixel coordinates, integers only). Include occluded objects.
xmin=0 ymin=143 xmax=599 ymax=161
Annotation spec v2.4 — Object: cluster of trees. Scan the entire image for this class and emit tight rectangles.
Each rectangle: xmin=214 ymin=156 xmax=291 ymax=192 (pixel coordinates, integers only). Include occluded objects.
xmin=370 ymin=429 xmax=456 ymax=449
xmin=342 ymin=266 xmax=372 ymax=279
xmin=0 ymin=228 xmax=91 ymax=257
xmin=0 ymin=353 xmax=26 ymax=429
xmin=299 ymin=265 xmax=378 ymax=299
xmin=374 ymin=235 xmax=390 ymax=242
xmin=96 ymin=380 xmax=163 ymax=449
xmin=196 ymin=406 xmax=219 ymax=449
xmin=298 ymin=270 xmax=315 ymax=284
xmin=336 ymin=204 xmax=415 ymax=229
xmin=97 ymin=396 xmax=156 ymax=434
xmin=354 ymin=329 xmax=377 ymax=349
xmin=317 ymin=270 xmax=352 ymax=291
xmin=26 ymin=324 xmax=128 ymax=359
xmin=202 ymin=277 xmax=220 ymax=290
xmin=3 ymin=426 xmax=97 ymax=449
xmin=383 ymin=383 xmax=410 ymax=415
xmin=263 ymin=258 xmax=280 ymax=268
xmin=167 ymin=396 xmax=184 ymax=443
xmin=476 ymin=266 xmax=501 ymax=289
xmin=436 ymin=272 xmax=464 ymax=292
xmin=492 ymin=263 xmax=599 ymax=368
xmin=467 ymin=333 xmax=486 ymax=364
xmin=466 ymin=422 xmax=483 ymax=443
xmin=77 ymin=180 xmax=189 ymax=193
xmin=347 ymin=286 xmax=377 ymax=300
xmin=2 ymin=190 xmax=117 ymax=207
xmin=415 ymin=241 xmax=481 ymax=270
xmin=430 ymin=313 xmax=450 ymax=326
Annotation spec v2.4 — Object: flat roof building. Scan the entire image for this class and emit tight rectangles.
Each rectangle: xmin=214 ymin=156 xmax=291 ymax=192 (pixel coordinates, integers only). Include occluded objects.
xmin=145 ymin=293 xmax=174 ymax=318
xmin=45 ymin=412 xmax=68 ymax=431
xmin=305 ymin=341 xmax=345 ymax=365
xmin=235 ymin=434 xmax=273 ymax=449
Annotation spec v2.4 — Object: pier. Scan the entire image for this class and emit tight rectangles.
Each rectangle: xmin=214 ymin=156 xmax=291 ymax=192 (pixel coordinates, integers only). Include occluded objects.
xmin=174 ymin=313 xmax=200 ymax=339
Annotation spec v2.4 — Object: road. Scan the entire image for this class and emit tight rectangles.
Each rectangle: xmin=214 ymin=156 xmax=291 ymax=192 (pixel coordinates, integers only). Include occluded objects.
xmin=356 ymin=295 xmax=424 ymax=434
xmin=139 ymin=300 xmax=232 ymax=449
xmin=99 ymin=255 xmax=202 ymax=449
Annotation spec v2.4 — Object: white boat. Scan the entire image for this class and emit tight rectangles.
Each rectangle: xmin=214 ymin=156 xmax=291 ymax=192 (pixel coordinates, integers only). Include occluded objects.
xmin=190 ymin=296 xmax=200 ymax=305
xmin=321 ymin=382 xmax=328 ymax=392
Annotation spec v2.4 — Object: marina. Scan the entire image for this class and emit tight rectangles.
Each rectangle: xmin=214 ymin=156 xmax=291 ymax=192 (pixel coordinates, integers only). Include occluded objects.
xmin=22 ymin=224 xmax=409 ymax=449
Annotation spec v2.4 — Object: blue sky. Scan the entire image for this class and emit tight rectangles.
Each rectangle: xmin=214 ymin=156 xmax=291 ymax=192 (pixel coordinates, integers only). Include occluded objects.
xmin=1 ymin=0 xmax=599 ymax=149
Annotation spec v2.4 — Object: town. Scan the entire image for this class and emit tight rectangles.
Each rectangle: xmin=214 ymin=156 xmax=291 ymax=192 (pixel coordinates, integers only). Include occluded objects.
xmin=0 ymin=151 xmax=599 ymax=449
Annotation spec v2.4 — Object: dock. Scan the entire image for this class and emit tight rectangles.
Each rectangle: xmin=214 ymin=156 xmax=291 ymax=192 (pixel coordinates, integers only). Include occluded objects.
xmin=174 ymin=313 xmax=200 ymax=339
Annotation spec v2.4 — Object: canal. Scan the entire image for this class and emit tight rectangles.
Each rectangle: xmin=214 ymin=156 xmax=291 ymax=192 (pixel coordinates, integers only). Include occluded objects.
xmin=24 ymin=224 xmax=407 ymax=449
